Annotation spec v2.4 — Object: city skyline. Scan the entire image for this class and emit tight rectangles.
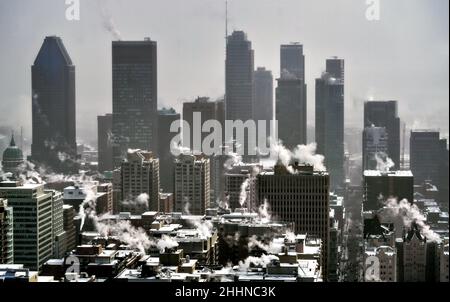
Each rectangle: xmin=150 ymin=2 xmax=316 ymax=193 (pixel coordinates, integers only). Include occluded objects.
xmin=0 ymin=0 xmax=448 ymax=150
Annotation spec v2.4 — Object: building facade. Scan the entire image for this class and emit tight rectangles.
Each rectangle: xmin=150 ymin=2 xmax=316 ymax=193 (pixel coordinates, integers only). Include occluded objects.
xmin=97 ymin=114 xmax=113 ymax=173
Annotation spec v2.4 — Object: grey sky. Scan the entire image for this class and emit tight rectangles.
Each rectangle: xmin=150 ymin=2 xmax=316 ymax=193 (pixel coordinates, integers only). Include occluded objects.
xmin=0 ymin=0 xmax=448 ymax=150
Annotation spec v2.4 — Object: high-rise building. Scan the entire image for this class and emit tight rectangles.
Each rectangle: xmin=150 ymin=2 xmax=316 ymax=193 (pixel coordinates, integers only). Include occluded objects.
xmin=224 ymin=164 xmax=261 ymax=210
xmin=226 ymin=31 xmax=254 ymax=122
xmin=158 ymin=108 xmax=180 ymax=193
xmin=182 ymin=97 xmax=223 ymax=153
xmin=276 ymin=72 xmax=307 ymax=148
xmin=174 ymin=154 xmax=210 ymax=215
xmin=49 ymin=190 xmax=66 ymax=259
xmin=31 ymin=36 xmax=77 ymax=173
xmin=1 ymin=134 xmax=24 ymax=175
xmin=63 ymin=204 xmax=76 ymax=253
xmin=410 ymin=130 xmax=449 ymax=205
xmin=364 ymin=101 xmax=401 ymax=170
xmin=112 ymin=39 xmax=158 ymax=167
xmin=0 ymin=181 xmax=55 ymax=270
xmin=362 ymin=126 xmax=389 ymax=171
xmin=121 ymin=150 xmax=160 ymax=213
xmin=97 ymin=183 xmax=113 ymax=214
xmin=364 ymin=245 xmax=397 ymax=282
xmin=257 ymin=163 xmax=330 ymax=279
xmin=0 ymin=199 xmax=14 ymax=264
xmin=97 ymin=114 xmax=113 ymax=173
xmin=253 ymin=67 xmax=273 ymax=137
xmin=280 ymin=43 xmax=305 ymax=81
xmin=363 ymin=170 xmax=414 ymax=211
xmin=315 ymin=58 xmax=345 ymax=190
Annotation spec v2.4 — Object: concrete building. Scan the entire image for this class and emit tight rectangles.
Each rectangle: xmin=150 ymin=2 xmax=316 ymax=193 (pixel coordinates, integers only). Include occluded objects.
xmin=315 ymin=58 xmax=345 ymax=190
xmin=362 ymin=126 xmax=389 ymax=171
xmin=0 ymin=181 xmax=55 ymax=270
xmin=363 ymin=170 xmax=414 ymax=211
xmin=364 ymin=101 xmax=401 ymax=170
xmin=121 ymin=150 xmax=160 ymax=213
xmin=159 ymin=192 xmax=174 ymax=213
xmin=31 ymin=36 xmax=77 ymax=173
xmin=0 ymin=199 xmax=13 ymax=264
xmin=224 ymin=164 xmax=261 ymax=210
xmin=257 ymin=163 xmax=330 ymax=279
xmin=395 ymin=225 xmax=427 ymax=282
xmin=174 ymin=154 xmax=210 ymax=215
xmin=364 ymin=245 xmax=397 ymax=282
xmin=440 ymin=238 xmax=449 ymax=282
xmin=97 ymin=114 xmax=113 ymax=173
xmin=157 ymin=108 xmax=180 ymax=192
xmin=112 ymin=39 xmax=158 ymax=167
xmin=63 ymin=205 xmax=77 ymax=253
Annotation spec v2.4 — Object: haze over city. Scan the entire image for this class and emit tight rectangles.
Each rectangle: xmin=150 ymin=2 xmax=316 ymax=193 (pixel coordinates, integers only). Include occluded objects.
xmin=0 ymin=0 xmax=448 ymax=149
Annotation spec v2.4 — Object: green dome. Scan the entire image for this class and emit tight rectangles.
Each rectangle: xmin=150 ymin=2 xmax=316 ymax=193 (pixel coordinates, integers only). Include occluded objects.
xmin=2 ymin=135 xmax=23 ymax=162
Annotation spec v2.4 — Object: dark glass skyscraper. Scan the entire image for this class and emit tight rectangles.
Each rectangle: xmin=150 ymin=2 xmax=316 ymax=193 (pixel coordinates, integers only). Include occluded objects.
xmin=280 ymin=43 xmax=305 ymax=81
xmin=315 ymin=58 xmax=345 ymax=190
xmin=253 ymin=67 xmax=273 ymax=134
xmin=112 ymin=39 xmax=158 ymax=167
xmin=277 ymin=43 xmax=307 ymax=148
xmin=225 ymin=31 xmax=254 ymax=122
xmin=31 ymin=36 xmax=77 ymax=173
xmin=364 ymin=100 xmax=401 ymax=170
xmin=97 ymin=114 xmax=113 ymax=173
xmin=410 ymin=130 xmax=449 ymax=204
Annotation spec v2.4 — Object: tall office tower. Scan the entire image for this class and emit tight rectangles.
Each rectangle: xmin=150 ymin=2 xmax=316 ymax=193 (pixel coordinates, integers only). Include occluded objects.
xmin=121 ymin=150 xmax=160 ymax=213
xmin=62 ymin=205 xmax=76 ymax=253
xmin=316 ymin=58 xmax=344 ymax=190
xmin=410 ymin=130 xmax=449 ymax=205
xmin=276 ymin=72 xmax=307 ymax=148
xmin=364 ymin=101 xmax=401 ymax=170
xmin=112 ymin=39 xmax=158 ymax=167
xmin=183 ymin=97 xmax=222 ymax=153
xmin=224 ymin=164 xmax=261 ymax=210
xmin=174 ymin=154 xmax=210 ymax=215
xmin=0 ymin=181 xmax=54 ymax=270
xmin=257 ymin=163 xmax=330 ymax=279
xmin=49 ymin=190 xmax=66 ymax=258
xmin=225 ymin=31 xmax=254 ymax=156
xmin=253 ymin=67 xmax=273 ymax=137
xmin=362 ymin=126 xmax=389 ymax=170
xmin=97 ymin=114 xmax=113 ymax=173
xmin=31 ymin=36 xmax=77 ymax=174
xmin=0 ymin=199 xmax=14 ymax=264
xmin=158 ymin=108 xmax=180 ymax=193
xmin=2 ymin=134 xmax=24 ymax=175
xmin=280 ymin=43 xmax=305 ymax=80
xmin=363 ymin=170 xmax=414 ymax=211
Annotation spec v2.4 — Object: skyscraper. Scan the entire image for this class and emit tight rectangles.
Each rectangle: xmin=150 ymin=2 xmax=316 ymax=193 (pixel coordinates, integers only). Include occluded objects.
xmin=158 ymin=108 xmax=180 ymax=193
xmin=0 ymin=198 xmax=14 ymax=264
xmin=174 ymin=154 xmax=210 ymax=215
xmin=253 ymin=67 xmax=273 ymax=138
xmin=276 ymin=73 xmax=307 ymax=148
xmin=362 ymin=126 xmax=389 ymax=171
xmin=121 ymin=150 xmax=160 ymax=213
xmin=112 ymin=39 xmax=158 ymax=167
xmin=280 ymin=43 xmax=305 ymax=81
xmin=31 ymin=36 xmax=77 ymax=173
xmin=315 ymin=58 xmax=345 ymax=190
xmin=410 ymin=130 xmax=448 ymax=204
xmin=257 ymin=163 xmax=330 ymax=279
xmin=364 ymin=101 xmax=401 ymax=170
xmin=363 ymin=170 xmax=414 ymax=211
xmin=97 ymin=114 xmax=113 ymax=173
xmin=0 ymin=181 xmax=55 ymax=270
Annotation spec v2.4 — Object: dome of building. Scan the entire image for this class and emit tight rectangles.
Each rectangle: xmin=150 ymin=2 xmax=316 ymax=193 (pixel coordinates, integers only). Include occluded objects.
xmin=2 ymin=134 xmax=24 ymax=172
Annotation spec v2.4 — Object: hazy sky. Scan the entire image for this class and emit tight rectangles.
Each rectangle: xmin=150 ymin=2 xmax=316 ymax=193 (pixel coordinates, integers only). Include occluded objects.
xmin=0 ymin=0 xmax=448 ymax=150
